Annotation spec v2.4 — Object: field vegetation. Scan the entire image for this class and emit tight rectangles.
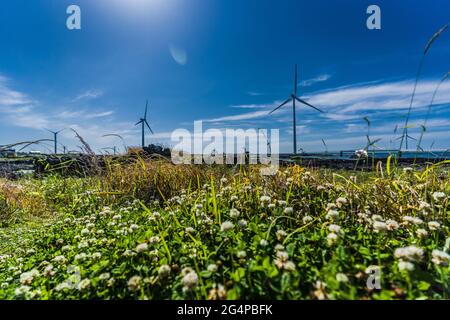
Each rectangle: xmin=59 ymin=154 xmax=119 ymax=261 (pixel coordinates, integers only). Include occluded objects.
xmin=0 ymin=157 xmax=448 ymax=299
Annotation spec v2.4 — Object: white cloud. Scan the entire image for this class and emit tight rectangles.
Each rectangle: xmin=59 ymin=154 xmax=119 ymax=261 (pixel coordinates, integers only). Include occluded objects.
xmin=301 ymin=74 xmax=332 ymax=87
xmin=73 ymin=89 xmax=104 ymax=101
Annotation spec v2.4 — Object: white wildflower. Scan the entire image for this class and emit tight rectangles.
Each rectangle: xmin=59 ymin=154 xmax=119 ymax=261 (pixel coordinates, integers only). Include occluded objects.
xmin=229 ymin=208 xmax=240 ymax=219
xmin=221 ymin=221 xmax=234 ymax=232
xmin=431 ymin=250 xmax=450 ymax=267
xmin=182 ymin=271 xmax=199 ymax=291
xmin=327 ymin=233 xmax=338 ymax=246
xmin=394 ymin=246 xmax=424 ymax=262
xmin=398 ymin=261 xmax=415 ymax=272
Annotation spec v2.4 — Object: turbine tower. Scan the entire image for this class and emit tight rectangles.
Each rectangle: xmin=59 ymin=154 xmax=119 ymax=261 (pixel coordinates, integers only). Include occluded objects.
xmin=269 ymin=64 xmax=324 ymax=154
xmin=135 ymin=100 xmax=154 ymax=148
xmin=46 ymin=128 xmax=65 ymax=154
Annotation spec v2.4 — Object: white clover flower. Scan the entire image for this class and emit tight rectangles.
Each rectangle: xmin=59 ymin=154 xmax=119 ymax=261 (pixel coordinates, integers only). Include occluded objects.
xmin=260 ymin=195 xmax=271 ymax=204
xmin=431 ymin=250 xmax=450 ymax=267
xmin=274 ymin=244 xmax=285 ymax=251
xmin=92 ymin=252 xmax=102 ymax=260
xmin=283 ymin=207 xmax=294 ymax=214
xmin=74 ymin=253 xmax=88 ymax=262
xmin=158 ymin=264 xmax=171 ymax=278
xmin=43 ymin=264 xmax=55 ymax=277
xmin=260 ymin=239 xmax=269 ymax=247
xmin=416 ymin=228 xmax=428 ymax=239
xmin=237 ymin=219 xmax=247 ymax=227
xmin=432 ymin=191 xmax=446 ymax=202
xmin=129 ymin=224 xmax=139 ymax=232
xmin=303 ymin=215 xmax=313 ymax=224
xmin=336 ymin=273 xmax=349 ymax=283
xmin=412 ymin=217 xmax=423 ymax=225
xmin=77 ymin=279 xmax=91 ymax=291
xmin=229 ymin=208 xmax=240 ymax=219
xmin=78 ymin=241 xmax=89 ymax=249
xmin=328 ymin=224 xmax=342 ymax=234
xmin=327 ymin=233 xmax=338 ymax=246
xmin=386 ymin=219 xmax=399 ymax=231
xmin=52 ymin=255 xmax=67 ymax=265
xmin=276 ymin=229 xmax=287 ymax=241
xmin=428 ymin=221 xmax=440 ymax=231
xmin=325 ymin=210 xmax=339 ymax=221
xmin=112 ymin=214 xmax=122 ymax=221
xmin=149 ymin=236 xmax=160 ymax=244
xmin=419 ymin=201 xmax=431 ymax=211
xmin=207 ymin=264 xmax=218 ymax=273
xmin=127 ymin=275 xmax=142 ymax=292
xmin=373 ymin=221 xmax=388 ymax=233
xmin=221 ymin=221 xmax=234 ymax=233
xmin=63 ymin=218 xmax=72 ymax=224
xmin=185 ymin=227 xmax=195 ymax=234
xmin=99 ymin=273 xmax=110 ymax=281
xmin=274 ymin=251 xmax=289 ymax=269
xmin=268 ymin=203 xmax=276 ymax=209
xmin=398 ymin=261 xmax=415 ymax=272
xmin=20 ymin=269 xmax=39 ymax=285
xmin=80 ymin=228 xmax=90 ymax=236
xmin=15 ymin=285 xmax=31 ymax=297
xmin=394 ymin=246 xmax=424 ymax=262
xmin=230 ymin=195 xmax=238 ymax=202
xmin=182 ymin=271 xmax=199 ymax=291
xmin=371 ymin=215 xmax=383 ymax=222
xmin=220 ymin=177 xmax=228 ymax=184
xmin=55 ymin=282 xmax=72 ymax=292
xmin=313 ymin=281 xmax=328 ymax=300
xmin=135 ymin=242 xmax=148 ymax=253
xmin=335 ymin=197 xmax=347 ymax=208
xmin=152 ymin=211 xmax=161 ymax=219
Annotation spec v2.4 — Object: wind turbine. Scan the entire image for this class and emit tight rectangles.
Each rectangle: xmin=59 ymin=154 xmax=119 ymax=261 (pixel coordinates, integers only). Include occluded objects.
xmin=269 ymin=64 xmax=324 ymax=154
xmin=135 ymin=100 xmax=154 ymax=148
xmin=46 ymin=128 xmax=65 ymax=154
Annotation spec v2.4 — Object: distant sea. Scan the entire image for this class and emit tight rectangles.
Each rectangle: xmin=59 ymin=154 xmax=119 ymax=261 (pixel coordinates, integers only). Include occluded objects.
xmin=290 ymin=150 xmax=450 ymax=160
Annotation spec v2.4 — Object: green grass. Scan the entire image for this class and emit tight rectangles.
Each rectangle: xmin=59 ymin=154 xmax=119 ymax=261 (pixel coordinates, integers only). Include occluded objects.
xmin=0 ymin=160 xmax=448 ymax=300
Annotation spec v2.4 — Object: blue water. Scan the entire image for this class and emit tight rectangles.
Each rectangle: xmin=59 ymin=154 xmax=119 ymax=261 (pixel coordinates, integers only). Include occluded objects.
xmin=293 ymin=150 xmax=450 ymax=160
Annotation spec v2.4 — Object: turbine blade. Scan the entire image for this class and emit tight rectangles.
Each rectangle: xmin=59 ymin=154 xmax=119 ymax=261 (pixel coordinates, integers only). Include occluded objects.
xmin=269 ymin=97 xmax=292 ymax=114
xmin=294 ymin=96 xmax=324 ymax=113
xmin=135 ymin=120 xmax=142 ymax=126
xmin=294 ymin=64 xmax=298 ymax=95
xmin=144 ymin=100 xmax=148 ymax=119
xmin=145 ymin=120 xmax=154 ymax=134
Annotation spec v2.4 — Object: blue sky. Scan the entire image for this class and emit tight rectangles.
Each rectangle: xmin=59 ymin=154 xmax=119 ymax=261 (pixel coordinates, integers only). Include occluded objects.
xmin=0 ymin=0 xmax=449 ymax=153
